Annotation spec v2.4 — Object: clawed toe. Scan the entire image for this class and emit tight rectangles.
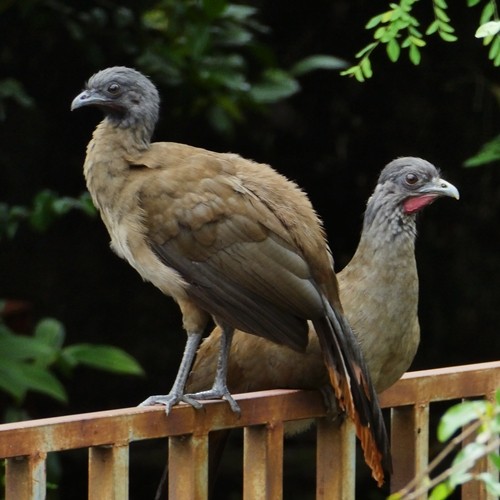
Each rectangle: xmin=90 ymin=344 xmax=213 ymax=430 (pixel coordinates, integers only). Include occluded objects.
xmin=138 ymin=393 xmax=203 ymax=414
xmin=185 ymin=389 xmax=241 ymax=415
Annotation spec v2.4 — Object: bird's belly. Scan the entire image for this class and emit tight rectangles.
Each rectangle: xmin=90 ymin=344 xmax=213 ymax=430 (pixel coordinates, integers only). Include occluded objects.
xmin=107 ymin=215 xmax=188 ymax=299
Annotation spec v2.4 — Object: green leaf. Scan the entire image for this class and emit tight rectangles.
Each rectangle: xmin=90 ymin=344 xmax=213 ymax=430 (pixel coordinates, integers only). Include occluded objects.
xmin=359 ymin=57 xmax=373 ymax=78
xmin=0 ymin=359 xmax=67 ymax=403
xmin=290 ymin=55 xmax=347 ymax=76
xmin=464 ymin=134 xmax=500 ymax=167
xmin=439 ymin=31 xmax=458 ymax=42
xmin=409 ymin=44 xmax=421 ymax=65
xmin=489 ymin=452 xmax=500 ymax=469
xmin=387 ymin=38 xmax=401 ymax=62
xmin=0 ymin=329 xmax=55 ymax=361
xmin=429 ymin=481 xmax=455 ymax=500
xmin=434 ymin=0 xmax=448 ymax=8
xmin=355 ymin=42 xmax=378 ymax=58
xmin=426 ymin=20 xmax=440 ymax=35
xmin=63 ymin=344 xmax=144 ymax=375
xmin=249 ymin=69 xmax=300 ymax=103
xmin=478 ymin=471 xmax=500 ymax=495
xmin=435 ymin=7 xmax=450 ymax=23
xmin=476 ymin=21 xmax=500 ymax=38
xmin=366 ymin=14 xmax=383 ymax=29
xmin=438 ymin=400 xmax=489 ymax=442
xmin=467 ymin=0 xmax=482 ymax=6
xmin=480 ymin=2 xmax=495 ymax=25
xmin=34 ymin=318 xmax=65 ymax=350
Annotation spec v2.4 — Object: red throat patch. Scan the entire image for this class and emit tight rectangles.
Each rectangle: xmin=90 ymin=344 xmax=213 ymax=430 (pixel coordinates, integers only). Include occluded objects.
xmin=403 ymin=194 xmax=437 ymax=214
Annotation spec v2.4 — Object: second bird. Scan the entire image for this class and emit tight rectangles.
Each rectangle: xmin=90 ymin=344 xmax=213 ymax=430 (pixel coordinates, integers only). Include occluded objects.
xmin=72 ymin=66 xmax=389 ymax=484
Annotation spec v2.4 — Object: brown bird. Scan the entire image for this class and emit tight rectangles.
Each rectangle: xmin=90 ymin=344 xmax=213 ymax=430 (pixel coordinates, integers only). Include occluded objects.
xmin=71 ymin=66 xmax=390 ymax=484
xmin=188 ymin=158 xmax=460 ymax=399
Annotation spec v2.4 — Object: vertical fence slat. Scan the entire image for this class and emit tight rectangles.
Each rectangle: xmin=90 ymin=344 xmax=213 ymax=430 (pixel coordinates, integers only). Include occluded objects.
xmin=5 ymin=452 xmax=47 ymax=500
xmin=316 ymin=417 xmax=355 ymax=500
xmin=88 ymin=444 xmax=129 ymax=500
xmin=243 ymin=422 xmax=284 ymax=500
xmin=462 ymin=391 xmax=499 ymax=500
xmin=390 ymin=403 xmax=429 ymax=498
xmin=168 ymin=433 xmax=208 ymax=500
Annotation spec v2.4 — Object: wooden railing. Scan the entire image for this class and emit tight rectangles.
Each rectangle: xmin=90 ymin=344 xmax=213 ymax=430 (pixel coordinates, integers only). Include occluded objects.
xmin=1 ymin=361 xmax=499 ymax=499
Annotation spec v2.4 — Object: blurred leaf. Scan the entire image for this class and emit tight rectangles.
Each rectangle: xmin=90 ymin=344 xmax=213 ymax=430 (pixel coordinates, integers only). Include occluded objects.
xmin=249 ymin=69 xmax=300 ymax=103
xmin=0 ymin=328 xmax=55 ymax=361
xmin=438 ymin=400 xmax=489 ymax=442
xmin=63 ymin=344 xmax=144 ymax=376
xmin=429 ymin=481 xmax=455 ymax=500
xmin=476 ymin=21 xmax=500 ymax=38
xmin=34 ymin=318 xmax=66 ymax=350
xmin=477 ymin=472 xmax=500 ymax=494
xmin=464 ymin=135 xmax=500 ymax=167
xmin=290 ymin=55 xmax=347 ymax=76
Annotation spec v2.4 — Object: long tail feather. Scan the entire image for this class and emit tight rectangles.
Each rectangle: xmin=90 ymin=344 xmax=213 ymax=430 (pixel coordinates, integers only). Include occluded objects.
xmin=313 ymin=303 xmax=392 ymax=486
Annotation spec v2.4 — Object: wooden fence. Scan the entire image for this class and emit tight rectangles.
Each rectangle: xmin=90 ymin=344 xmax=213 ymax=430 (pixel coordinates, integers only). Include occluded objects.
xmin=1 ymin=361 xmax=499 ymax=499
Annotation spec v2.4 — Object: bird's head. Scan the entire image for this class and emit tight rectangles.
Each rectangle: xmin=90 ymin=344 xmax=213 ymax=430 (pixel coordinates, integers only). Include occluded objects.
xmin=374 ymin=157 xmax=459 ymax=213
xmin=71 ymin=66 xmax=160 ymax=140
xmin=364 ymin=157 xmax=459 ymax=235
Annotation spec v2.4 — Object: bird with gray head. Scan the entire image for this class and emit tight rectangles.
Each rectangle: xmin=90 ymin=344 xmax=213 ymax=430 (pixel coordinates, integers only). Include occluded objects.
xmin=188 ymin=157 xmax=460 ymax=401
xmin=72 ymin=66 xmax=393 ymax=485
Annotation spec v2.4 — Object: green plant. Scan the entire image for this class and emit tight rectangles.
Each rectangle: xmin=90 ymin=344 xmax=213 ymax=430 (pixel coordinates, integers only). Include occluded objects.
xmin=0 ymin=309 xmax=144 ymax=414
xmin=389 ymin=390 xmax=500 ymax=499
xmin=342 ymin=0 xmax=500 ymax=82
xmin=464 ymin=134 xmax=500 ymax=166
xmin=135 ymin=0 xmax=346 ymax=132
xmin=0 ymin=190 xmax=96 ymax=240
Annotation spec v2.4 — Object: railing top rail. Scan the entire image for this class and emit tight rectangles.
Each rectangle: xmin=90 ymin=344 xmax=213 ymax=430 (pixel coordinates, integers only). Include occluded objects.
xmin=0 ymin=361 xmax=498 ymax=459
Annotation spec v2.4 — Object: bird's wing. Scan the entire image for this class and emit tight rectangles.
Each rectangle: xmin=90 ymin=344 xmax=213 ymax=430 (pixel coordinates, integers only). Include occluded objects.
xmin=136 ymin=151 xmax=326 ymax=350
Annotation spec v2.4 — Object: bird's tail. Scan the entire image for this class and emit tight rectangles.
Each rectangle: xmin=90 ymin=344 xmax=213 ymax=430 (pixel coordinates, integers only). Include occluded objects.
xmin=313 ymin=302 xmax=392 ymax=486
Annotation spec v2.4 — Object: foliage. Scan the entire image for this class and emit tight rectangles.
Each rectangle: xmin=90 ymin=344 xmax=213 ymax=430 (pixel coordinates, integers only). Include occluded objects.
xmin=135 ymin=0 xmax=346 ymax=133
xmin=464 ymin=134 xmax=500 ymax=166
xmin=0 ymin=310 xmax=144 ymax=410
xmin=0 ymin=190 xmax=96 ymax=240
xmin=389 ymin=390 xmax=500 ymax=499
xmin=342 ymin=0 xmax=500 ymax=82
xmin=0 ymin=78 xmax=34 ymax=121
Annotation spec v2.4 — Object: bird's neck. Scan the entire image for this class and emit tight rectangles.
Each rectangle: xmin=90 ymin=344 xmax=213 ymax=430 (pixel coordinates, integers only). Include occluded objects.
xmin=352 ymin=199 xmax=417 ymax=274
xmin=83 ymin=119 xmax=150 ymax=213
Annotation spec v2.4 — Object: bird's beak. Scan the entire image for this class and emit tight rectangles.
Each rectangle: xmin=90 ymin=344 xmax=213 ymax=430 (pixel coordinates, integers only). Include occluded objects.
xmin=71 ymin=90 xmax=108 ymax=111
xmin=420 ymin=177 xmax=460 ymax=200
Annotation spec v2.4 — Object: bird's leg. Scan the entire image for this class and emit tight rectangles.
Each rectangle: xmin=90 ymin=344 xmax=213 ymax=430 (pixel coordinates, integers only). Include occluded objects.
xmin=139 ymin=332 xmax=204 ymax=414
xmin=185 ymin=325 xmax=241 ymax=414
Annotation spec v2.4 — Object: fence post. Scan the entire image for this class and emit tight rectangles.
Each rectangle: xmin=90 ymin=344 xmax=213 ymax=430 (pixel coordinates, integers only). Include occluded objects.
xmin=5 ymin=452 xmax=46 ymax=500
xmin=88 ymin=444 xmax=129 ymax=500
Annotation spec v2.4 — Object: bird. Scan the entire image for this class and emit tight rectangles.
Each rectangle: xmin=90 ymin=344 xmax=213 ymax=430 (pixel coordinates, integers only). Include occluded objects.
xmin=174 ymin=157 xmax=460 ymax=498
xmin=71 ymin=66 xmax=391 ymax=484
xmin=188 ymin=157 xmax=460 ymax=399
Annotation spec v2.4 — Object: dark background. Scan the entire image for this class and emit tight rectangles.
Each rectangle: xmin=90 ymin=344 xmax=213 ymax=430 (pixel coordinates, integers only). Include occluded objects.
xmin=0 ymin=1 xmax=498 ymax=498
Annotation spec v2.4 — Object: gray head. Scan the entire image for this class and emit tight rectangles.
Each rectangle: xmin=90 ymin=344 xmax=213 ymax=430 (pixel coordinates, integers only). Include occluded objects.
xmin=364 ymin=157 xmax=459 ymax=235
xmin=71 ymin=66 xmax=160 ymax=142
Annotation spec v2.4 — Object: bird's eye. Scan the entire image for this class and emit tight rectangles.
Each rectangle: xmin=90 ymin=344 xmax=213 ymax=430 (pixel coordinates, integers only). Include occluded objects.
xmin=405 ymin=173 xmax=419 ymax=185
xmin=107 ymin=83 xmax=120 ymax=95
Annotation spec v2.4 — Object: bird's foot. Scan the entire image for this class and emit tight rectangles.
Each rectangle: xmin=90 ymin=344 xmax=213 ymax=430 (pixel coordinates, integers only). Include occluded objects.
xmin=185 ymin=387 xmax=241 ymax=415
xmin=139 ymin=393 xmax=203 ymax=415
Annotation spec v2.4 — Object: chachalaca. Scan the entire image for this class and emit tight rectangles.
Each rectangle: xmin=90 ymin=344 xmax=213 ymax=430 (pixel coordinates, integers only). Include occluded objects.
xmin=162 ymin=158 xmax=459 ymax=499
xmin=187 ymin=158 xmax=460 ymax=400
xmin=71 ymin=66 xmax=390 ymax=484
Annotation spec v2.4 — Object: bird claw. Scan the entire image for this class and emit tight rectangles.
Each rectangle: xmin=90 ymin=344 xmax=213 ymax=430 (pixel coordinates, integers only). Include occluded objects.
xmin=138 ymin=393 xmax=204 ymax=414
xmin=185 ymin=389 xmax=241 ymax=415
xmin=319 ymin=385 xmax=340 ymax=419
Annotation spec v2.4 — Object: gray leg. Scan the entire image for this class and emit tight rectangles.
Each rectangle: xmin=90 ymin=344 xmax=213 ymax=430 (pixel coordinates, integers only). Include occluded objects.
xmin=185 ymin=326 xmax=240 ymax=414
xmin=139 ymin=332 xmax=204 ymax=414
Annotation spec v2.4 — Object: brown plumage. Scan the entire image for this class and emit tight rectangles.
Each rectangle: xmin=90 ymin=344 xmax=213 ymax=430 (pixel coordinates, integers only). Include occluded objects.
xmin=188 ymin=158 xmax=460 ymax=400
xmin=72 ymin=66 xmax=391 ymax=485
xmin=185 ymin=158 xmax=459 ymax=491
